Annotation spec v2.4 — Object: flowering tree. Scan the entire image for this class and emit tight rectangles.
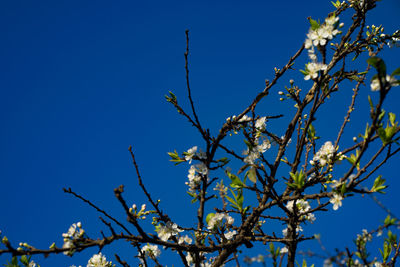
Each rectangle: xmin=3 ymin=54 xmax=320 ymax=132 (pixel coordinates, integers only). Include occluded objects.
xmin=1 ymin=0 xmax=400 ymax=266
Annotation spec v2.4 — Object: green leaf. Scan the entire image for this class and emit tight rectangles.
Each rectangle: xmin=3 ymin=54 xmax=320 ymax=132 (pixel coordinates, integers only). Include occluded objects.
xmin=167 ymin=150 xmax=185 ymax=165
xmin=165 ymin=91 xmax=177 ymax=104
xmin=289 ymin=170 xmax=306 ymax=189
xmin=368 ymin=96 xmax=374 ymax=109
xmin=389 ymin=112 xmax=397 ymax=127
xmin=377 ymin=126 xmax=388 ymax=145
xmin=247 ymin=167 xmax=257 ymax=183
xmin=226 ymin=170 xmax=244 ymax=188
xmin=20 ymin=256 xmax=28 ymax=266
xmin=331 ymin=0 xmax=341 ymax=8
xmin=391 ymin=67 xmax=400 ymax=76
xmin=367 ymin=57 xmax=387 ymax=78
xmin=346 ymin=149 xmax=360 ymax=170
xmin=371 ymin=175 xmax=387 ymax=193
xmin=309 ymin=18 xmax=320 ymax=30
xmin=384 ymin=215 xmax=396 ymax=226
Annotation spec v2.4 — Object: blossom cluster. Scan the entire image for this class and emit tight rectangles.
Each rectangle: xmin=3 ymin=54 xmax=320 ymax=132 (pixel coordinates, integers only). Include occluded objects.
xmin=62 ymin=222 xmax=85 ymax=256
xmin=70 ymin=252 xmax=113 ymax=267
xmin=184 ymin=146 xmax=206 ymax=164
xmin=186 ymin=162 xmax=208 ymax=192
xmin=226 ymin=115 xmax=267 ymax=135
xmin=286 ymin=199 xmax=316 ymax=222
xmin=185 ymin=252 xmax=215 ymax=267
xmin=138 ymin=244 xmax=161 ymax=263
xmin=243 ymin=138 xmax=271 ymax=165
xmin=310 ymin=141 xmax=336 ymax=167
xmin=184 ymin=146 xmax=208 ymax=193
xmin=370 ymin=75 xmax=398 ymax=91
xmin=207 ymin=213 xmax=234 ymax=230
xmin=305 ymin=15 xmax=340 ymax=50
xmin=282 ymin=225 xmax=303 ymax=238
xmin=303 ymin=15 xmax=341 ymax=80
xmin=156 ymin=221 xmax=183 ymax=242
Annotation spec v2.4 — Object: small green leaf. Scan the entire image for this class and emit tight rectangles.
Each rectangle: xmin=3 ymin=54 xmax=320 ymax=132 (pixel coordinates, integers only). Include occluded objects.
xmin=300 ymin=69 xmax=308 ymax=76
xmin=206 ymin=213 xmax=215 ymax=224
xmin=389 ymin=112 xmax=397 ymax=127
xmin=391 ymin=67 xmax=400 ymax=76
xmin=20 ymin=256 xmax=29 ymax=266
xmin=247 ymin=167 xmax=257 ymax=183
xmin=226 ymin=170 xmax=244 ymax=188
xmin=371 ymin=175 xmax=387 ymax=193
xmin=367 ymin=57 xmax=387 ymax=77
xmin=309 ymin=18 xmax=320 ymax=30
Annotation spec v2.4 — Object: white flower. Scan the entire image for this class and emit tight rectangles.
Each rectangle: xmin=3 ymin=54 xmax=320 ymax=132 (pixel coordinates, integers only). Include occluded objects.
xmin=238 ymin=115 xmax=251 ymax=123
xmin=139 ymin=244 xmax=161 ymax=262
xmin=243 ymin=139 xmax=271 ymax=164
xmin=207 ymin=213 xmax=234 ymax=230
xmin=87 ymin=252 xmax=112 ymax=267
xmin=186 ymin=163 xmax=208 ymax=192
xmin=156 ymin=222 xmax=183 ymax=241
xmin=62 ymin=222 xmax=84 ymax=240
xmin=244 ymin=150 xmax=259 ymax=164
xmin=323 ymin=259 xmax=333 ymax=267
xmin=286 ymin=199 xmax=315 ymax=222
xmin=255 ymin=117 xmax=267 ymax=131
xmin=257 ymin=139 xmax=271 ymax=153
xmin=185 ymin=146 xmax=198 ymax=163
xmin=377 ymin=229 xmax=383 ymax=237
xmin=312 ymin=141 xmax=336 ymax=166
xmin=304 ymin=62 xmax=327 ymax=80
xmin=282 ymin=225 xmax=303 ymax=237
xmin=375 ymin=262 xmax=383 ymax=267
xmin=223 ymin=230 xmax=237 ymax=240
xmin=178 ymin=235 xmax=193 ymax=245
xmin=62 ymin=240 xmax=74 ymax=255
xmin=325 ymin=15 xmax=339 ymax=27
xmin=371 ymin=75 xmax=398 ymax=91
xmin=280 ymin=247 xmax=288 ymax=254
xmin=28 ymin=261 xmax=37 ymax=267
xmin=329 ymin=193 xmax=343 ymax=210
xmin=62 ymin=222 xmax=85 ymax=256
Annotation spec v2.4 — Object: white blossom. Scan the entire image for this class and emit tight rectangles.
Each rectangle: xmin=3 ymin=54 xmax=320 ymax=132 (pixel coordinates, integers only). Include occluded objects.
xmin=62 ymin=222 xmax=85 ymax=256
xmin=178 ymin=235 xmax=193 ymax=245
xmin=186 ymin=163 xmax=208 ymax=192
xmin=323 ymin=259 xmax=333 ymax=267
xmin=280 ymin=247 xmax=288 ymax=254
xmin=185 ymin=146 xmax=207 ymax=164
xmin=255 ymin=117 xmax=267 ymax=131
xmin=304 ymin=62 xmax=327 ymax=80
xmin=139 ymin=244 xmax=161 ymax=262
xmin=282 ymin=225 xmax=303 ymax=237
xmin=185 ymin=146 xmax=198 ymax=163
xmin=156 ymin=222 xmax=183 ymax=241
xmin=370 ymin=75 xmax=398 ymax=91
xmin=311 ymin=141 xmax=336 ymax=167
xmin=286 ymin=199 xmax=316 ymax=222
xmin=223 ymin=230 xmax=237 ymax=240
xmin=207 ymin=213 xmax=234 ymax=230
xmin=238 ymin=115 xmax=251 ymax=123
xmin=329 ymin=193 xmax=343 ymax=210
xmin=87 ymin=252 xmax=112 ymax=267
xmin=243 ymin=139 xmax=271 ymax=164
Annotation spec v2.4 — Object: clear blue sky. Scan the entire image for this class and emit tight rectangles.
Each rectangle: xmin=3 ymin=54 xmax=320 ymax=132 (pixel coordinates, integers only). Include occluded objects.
xmin=1 ymin=0 xmax=400 ymax=266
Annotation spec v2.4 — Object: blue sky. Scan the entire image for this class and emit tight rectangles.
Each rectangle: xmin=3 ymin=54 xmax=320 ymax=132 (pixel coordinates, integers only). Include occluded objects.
xmin=1 ymin=0 xmax=400 ymax=266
